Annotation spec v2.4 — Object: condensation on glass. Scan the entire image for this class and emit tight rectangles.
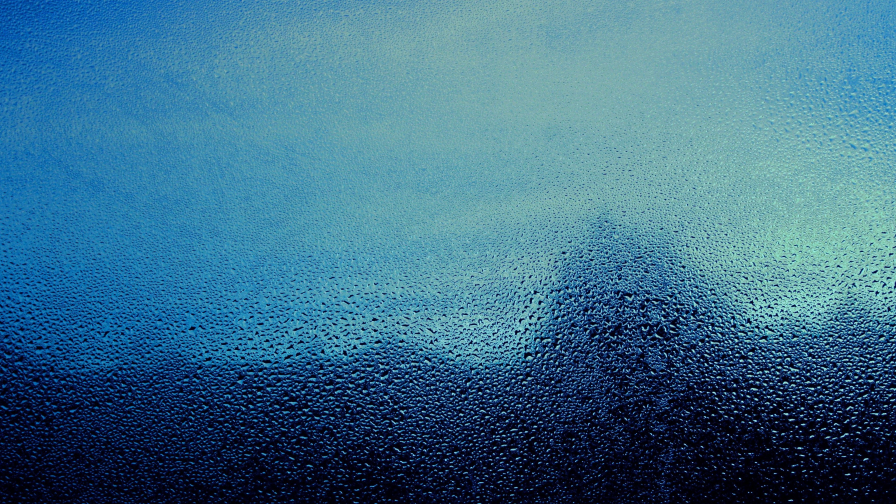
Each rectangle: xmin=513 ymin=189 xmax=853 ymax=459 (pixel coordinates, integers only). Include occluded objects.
xmin=1 ymin=0 xmax=895 ymax=501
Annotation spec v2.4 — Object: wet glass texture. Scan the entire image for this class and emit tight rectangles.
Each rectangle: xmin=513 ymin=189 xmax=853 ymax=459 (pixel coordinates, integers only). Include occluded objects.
xmin=2 ymin=1 xmax=896 ymax=502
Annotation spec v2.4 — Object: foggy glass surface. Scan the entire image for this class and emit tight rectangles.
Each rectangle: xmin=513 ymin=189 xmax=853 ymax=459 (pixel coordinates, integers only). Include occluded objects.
xmin=2 ymin=1 xmax=896 ymax=502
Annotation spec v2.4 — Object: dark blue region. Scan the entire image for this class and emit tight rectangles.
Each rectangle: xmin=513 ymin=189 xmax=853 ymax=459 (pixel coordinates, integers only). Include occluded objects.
xmin=2 ymin=224 xmax=894 ymax=503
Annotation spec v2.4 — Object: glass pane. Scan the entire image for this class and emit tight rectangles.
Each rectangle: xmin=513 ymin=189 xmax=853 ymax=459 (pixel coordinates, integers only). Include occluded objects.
xmin=2 ymin=0 xmax=895 ymax=501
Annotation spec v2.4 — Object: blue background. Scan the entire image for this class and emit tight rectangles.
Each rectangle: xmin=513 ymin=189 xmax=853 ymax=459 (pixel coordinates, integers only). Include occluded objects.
xmin=2 ymin=0 xmax=896 ymax=501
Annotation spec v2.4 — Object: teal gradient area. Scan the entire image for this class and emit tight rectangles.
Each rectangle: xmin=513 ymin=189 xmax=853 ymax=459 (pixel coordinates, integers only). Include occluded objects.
xmin=2 ymin=0 xmax=896 ymax=501
xmin=3 ymin=0 xmax=894 ymax=362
